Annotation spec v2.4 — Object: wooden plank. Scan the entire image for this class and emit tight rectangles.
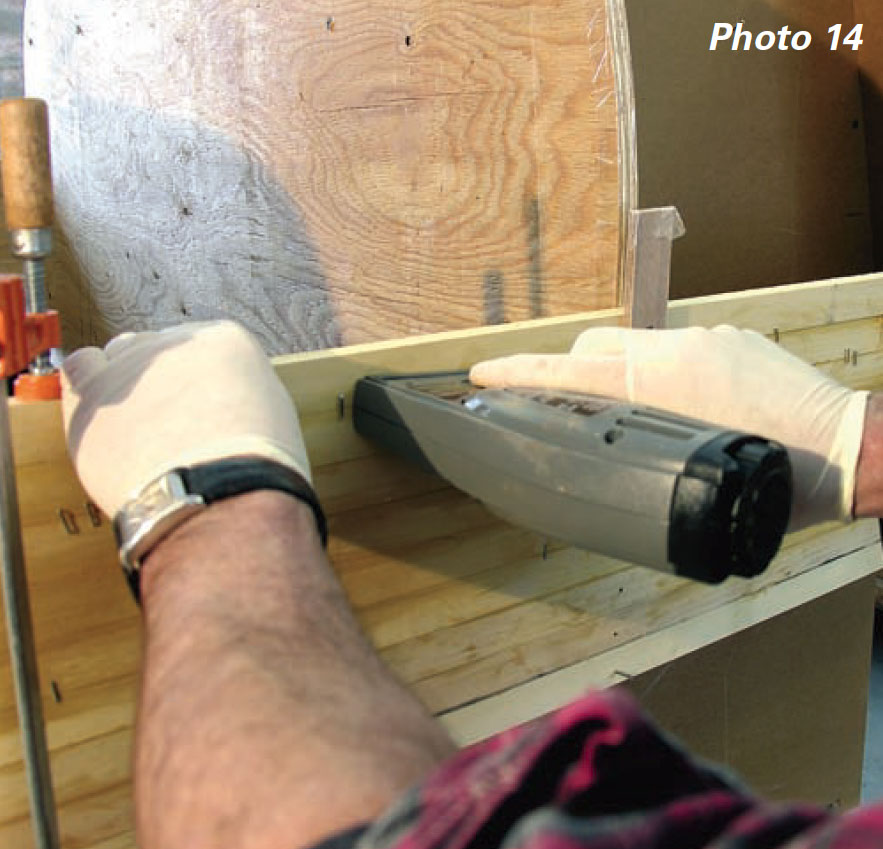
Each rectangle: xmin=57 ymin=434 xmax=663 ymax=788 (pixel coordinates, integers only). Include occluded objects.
xmin=0 ymin=673 xmax=137 ymax=770
xmin=667 ymin=272 xmax=883 ymax=335
xmin=407 ymin=522 xmax=881 ymax=718
xmin=0 ymin=781 xmax=133 ymax=849
xmin=0 ymin=728 xmax=131 ymax=821
xmin=442 ymin=535 xmax=882 ymax=743
xmin=772 ymin=315 xmax=883 ymax=367
xmin=23 ymin=0 xmax=633 ymax=353
xmin=361 ymin=516 xmax=861 ymax=658
xmin=277 ymin=271 xmax=883 ymax=425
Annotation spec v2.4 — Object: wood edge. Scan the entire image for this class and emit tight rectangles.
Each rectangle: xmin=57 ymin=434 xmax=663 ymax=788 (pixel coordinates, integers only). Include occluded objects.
xmin=272 ymin=271 xmax=883 ymax=373
xmin=607 ymin=0 xmax=638 ymax=307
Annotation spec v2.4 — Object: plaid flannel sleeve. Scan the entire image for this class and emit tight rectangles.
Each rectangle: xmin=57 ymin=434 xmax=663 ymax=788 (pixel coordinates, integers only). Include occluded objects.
xmin=343 ymin=688 xmax=883 ymax=849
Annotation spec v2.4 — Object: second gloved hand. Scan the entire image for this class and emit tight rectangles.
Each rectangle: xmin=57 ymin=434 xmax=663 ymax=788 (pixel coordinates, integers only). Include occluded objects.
xmin=470 ymin=325 xmax=869 ymax=531
xmin=62 ymin=320 xmax=311 ymax=521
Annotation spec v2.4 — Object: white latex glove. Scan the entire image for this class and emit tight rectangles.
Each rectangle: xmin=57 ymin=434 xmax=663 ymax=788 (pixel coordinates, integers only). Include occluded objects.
xmin=470 ymin=325 xmax=869 ymax=531
xmin=62 ymin=320 xmax=311 ymax=520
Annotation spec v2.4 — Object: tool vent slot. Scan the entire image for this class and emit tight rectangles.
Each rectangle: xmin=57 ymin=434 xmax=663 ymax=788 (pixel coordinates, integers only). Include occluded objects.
xmin=616 ymin=413 xmax=695 ymax=440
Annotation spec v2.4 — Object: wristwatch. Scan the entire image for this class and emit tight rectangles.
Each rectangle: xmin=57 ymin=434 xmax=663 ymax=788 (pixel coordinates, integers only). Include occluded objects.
xmin=113 ymin=457 xmax=327 ymax=602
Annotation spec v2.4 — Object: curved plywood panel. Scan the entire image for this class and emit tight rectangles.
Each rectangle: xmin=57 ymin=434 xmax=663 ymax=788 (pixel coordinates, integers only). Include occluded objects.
xmin=23 ymin=0 xmax=634 ymax=353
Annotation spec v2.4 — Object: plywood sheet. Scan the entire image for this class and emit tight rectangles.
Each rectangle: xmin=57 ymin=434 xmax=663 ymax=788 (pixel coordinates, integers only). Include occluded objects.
xmin=22 ymin=0 xmax=633 ymax=354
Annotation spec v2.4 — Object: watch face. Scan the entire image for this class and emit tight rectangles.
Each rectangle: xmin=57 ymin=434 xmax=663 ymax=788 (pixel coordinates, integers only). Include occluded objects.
xmin=115 ymin=471 xmax=205 ymax=570
xmin=120 ymin=473 xmax=190 ymax=527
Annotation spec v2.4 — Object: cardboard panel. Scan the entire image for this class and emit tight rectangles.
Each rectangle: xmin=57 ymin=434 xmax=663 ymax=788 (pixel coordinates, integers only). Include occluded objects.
xmin=626 ymin=577 xmax=877 ymax=808
xmin=628 ymin=0 xmax=873 ymax=297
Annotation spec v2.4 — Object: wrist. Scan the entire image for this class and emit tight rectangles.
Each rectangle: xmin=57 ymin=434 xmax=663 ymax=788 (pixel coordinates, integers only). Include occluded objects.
xmin=114 ymin=458 xmax=327 ymax=602
xmin=853 ymin=392 xmax=883 ymax=518
xmin=140 ymin=490 xmax=322 ymax=603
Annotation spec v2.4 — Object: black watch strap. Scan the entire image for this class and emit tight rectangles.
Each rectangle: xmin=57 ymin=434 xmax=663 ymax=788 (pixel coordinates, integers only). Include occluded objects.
xmin=118 ymin=457 xmax=329 ymax=604
xmin=178 ymin=458 xmax=328 ymax=547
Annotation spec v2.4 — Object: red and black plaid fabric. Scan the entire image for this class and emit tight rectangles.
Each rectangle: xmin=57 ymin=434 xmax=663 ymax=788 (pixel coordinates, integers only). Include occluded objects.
xmin=344 ymin=688 xmax=881 ymax=849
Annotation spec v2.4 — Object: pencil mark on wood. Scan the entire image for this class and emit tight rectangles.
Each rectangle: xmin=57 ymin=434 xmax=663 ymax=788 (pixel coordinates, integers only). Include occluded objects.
xmin=483 ymin=270 xmax=504 ymax=325
xmin=525 ymin=197 xmax=544 ymax=319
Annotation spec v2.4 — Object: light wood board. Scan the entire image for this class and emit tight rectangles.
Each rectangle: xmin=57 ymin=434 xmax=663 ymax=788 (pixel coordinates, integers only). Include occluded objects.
xmin=3 ymin=273 xmax=883 ymax=846
xmin=22 ymin=0 xmax=634 ymax=354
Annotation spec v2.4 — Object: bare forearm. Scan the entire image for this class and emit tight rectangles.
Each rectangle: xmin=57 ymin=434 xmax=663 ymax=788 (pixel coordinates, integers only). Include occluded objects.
xmin=136 ymin=490 xmax=455 ymax=849
xmin=854 ymin=393 xmax=883 ymax=518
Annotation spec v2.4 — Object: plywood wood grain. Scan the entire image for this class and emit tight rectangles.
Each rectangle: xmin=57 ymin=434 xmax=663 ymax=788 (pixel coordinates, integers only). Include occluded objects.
xmin=22 ymin=0 xmax=633 ymax=354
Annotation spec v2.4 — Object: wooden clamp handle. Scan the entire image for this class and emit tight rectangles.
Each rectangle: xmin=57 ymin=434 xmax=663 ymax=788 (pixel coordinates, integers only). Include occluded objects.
xmin=0 ymin=98 xmax=54 ymax=230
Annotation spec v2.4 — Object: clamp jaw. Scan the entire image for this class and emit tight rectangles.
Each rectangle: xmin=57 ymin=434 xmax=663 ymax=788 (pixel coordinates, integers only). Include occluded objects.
xmin=0 ymin=274 xmax=61 ymax=398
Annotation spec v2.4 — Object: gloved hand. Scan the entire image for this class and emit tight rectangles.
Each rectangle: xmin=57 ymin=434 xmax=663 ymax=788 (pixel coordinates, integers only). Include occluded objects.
xmin=62 ymin=320 xmax=311 ymax=520
xmin=470 ymin=325 xmax=869 ymax=531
